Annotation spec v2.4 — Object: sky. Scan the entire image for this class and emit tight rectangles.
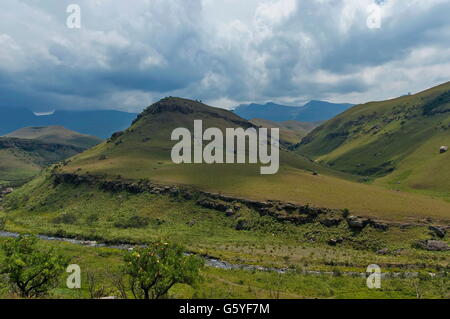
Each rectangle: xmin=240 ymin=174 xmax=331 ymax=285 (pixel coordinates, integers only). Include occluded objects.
xmin=1 ymin=0 xmax=450 ymax=112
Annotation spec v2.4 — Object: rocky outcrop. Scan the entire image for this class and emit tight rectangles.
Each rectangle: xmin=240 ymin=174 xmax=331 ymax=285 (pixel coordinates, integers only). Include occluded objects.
xmin=320 ymin=216 xmax=343 ymax=227
xmin=0 ymin=188 xmax=13 ymax=196
xmin=0 ymin=187 xmax=14 ymax=204
xmin=416 ymin=240 xmax=449 ymax=251
xmin=347 ymin=216 xmax=370 ymax=229
xmin=196 ymin=198 xmax=229 ymax=212
xmin=50 ymin=173 xmax=447 ymax=231
xmin=429 ymin=226 xmax=446 ymax=238
xmin=346 ymin=215 xmax=389 ymax=231
xmin=328 ymin=238 xmax=343 ymax=246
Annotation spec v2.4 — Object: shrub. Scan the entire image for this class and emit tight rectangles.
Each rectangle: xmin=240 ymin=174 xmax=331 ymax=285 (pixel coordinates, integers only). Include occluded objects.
xmin=0 ymin=235 xmax=69 ymax=297
xmin=113 ymin=215 xmax=150 ymax=229
xmin=52 ymin=212 xmax=78 ymax=224
xmin=342 ymin=208 xmax=350 ymax=219
xmin=122 ymin=241 xmax=203 ymax=299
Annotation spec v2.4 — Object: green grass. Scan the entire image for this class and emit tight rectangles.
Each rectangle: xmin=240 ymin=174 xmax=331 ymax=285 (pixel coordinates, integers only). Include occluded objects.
xmin=297 ymin=81 xmax=450 ymax=201
xmin=2 ymin=173 xmax=449 ymax=274
xmin=0 ymin=238 xmax=448 ymax=299
xmin=5 ymin=126 xmax=102 ymax=149
xmin=52 ymin=97 xmax=450 ymax=222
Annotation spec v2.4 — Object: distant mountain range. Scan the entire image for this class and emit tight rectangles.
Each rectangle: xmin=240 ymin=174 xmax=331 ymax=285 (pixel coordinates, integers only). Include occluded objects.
xmin=233 ymin=101 xmax=353 ymax=122
xmin=0 ymin=107 xmax=138 ymax=138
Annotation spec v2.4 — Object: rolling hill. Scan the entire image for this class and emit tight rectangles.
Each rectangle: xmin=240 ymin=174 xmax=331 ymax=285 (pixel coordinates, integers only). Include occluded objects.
xmin=5 ymin=126 xmax=102 ymax=149
xmin=52 ymin=97 xmax=450 ymax=221
xmin=297 ymin=82 xmax=450 ymax=200
xmin=0 ymin=137 xmax=85 ymax=186
xmin=0 ymin=126 xmax=102 ymax=186
xmin=250 ymin=119 xmax=321 ymax=146
xmin=234 ymin=101 xmax=353 ymax=122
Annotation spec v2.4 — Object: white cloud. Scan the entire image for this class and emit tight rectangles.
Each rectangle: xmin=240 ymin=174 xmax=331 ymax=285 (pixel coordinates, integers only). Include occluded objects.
xmin=0 ymin=0 xmax=449 ymax=111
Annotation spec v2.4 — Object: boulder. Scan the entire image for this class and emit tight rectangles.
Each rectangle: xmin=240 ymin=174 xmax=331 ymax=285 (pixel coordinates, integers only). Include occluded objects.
xmin=225 ymin=208 xmax=234 ymax=217
xmin=371 ymin=220 xmax=389 ymax=231
xmin=376 ymin=248 xmax=390 ymax=255
xmin=440 ymin=146 xmax=448 ymax=154
xmin=429 ymin=226 xmax=446 ymax=238
xmin=320 ymin=217 xmax=342 ymax=227
xmin=327 ymin=238 xmax=343 ymax=246
xmin=235 ymin=219 xmax=251 ymax=231
xmin=196 ymin=199 xmax=228 ymax=212
xmin=417 ymin=240 xmax=449 ymax=251
xmin=1 ymin=188 xmax=14 ymax=195
xmin=347 ymin=216 xmax=369 ymax=229
xmin=187 ymin=220 xmax=196 ymax=227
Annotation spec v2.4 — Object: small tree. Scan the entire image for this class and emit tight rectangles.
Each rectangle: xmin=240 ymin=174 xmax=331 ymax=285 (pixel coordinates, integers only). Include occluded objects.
xmin=0 ymin=235 xmax=69 ymax=298
xmin=123 ymin=241 xmax=203 ymax=299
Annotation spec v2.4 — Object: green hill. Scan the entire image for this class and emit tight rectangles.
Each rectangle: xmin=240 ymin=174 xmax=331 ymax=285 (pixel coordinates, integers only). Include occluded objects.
xmin=53 ymin=97 xmax=450 ymax=221
xmin=2 ymin=97 xmax=449 ymax=299
xmin=297 ymin=82 xmax=450 ymax=200
xmin=0 ymin=126 xmax=102 ymax=186
xmin=5 ymin=126 xmax=102 ymax=149
xmin=250 ymin=119 xmax=320 ymax=146
xmin=0 ymin=137 xmax=86 ymax=186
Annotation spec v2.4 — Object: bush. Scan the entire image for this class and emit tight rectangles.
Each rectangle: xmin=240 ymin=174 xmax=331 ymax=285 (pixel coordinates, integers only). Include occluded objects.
xmin=52 ymin=212 xmax=78 ymax=224
xmin=0 ymin=217 xmax=6 ymax=230
xmin=122 ymin=241 xmax=203 ymax=299
xmin=85 ymin=213 xmax=99 ymax=225
xmin=0 ymin=235 xmax=69 ymax=297
xmin=342 ymin=208 xmax=350 ymax=219
xmin=114 ymin=215 xmax=150 ymax=229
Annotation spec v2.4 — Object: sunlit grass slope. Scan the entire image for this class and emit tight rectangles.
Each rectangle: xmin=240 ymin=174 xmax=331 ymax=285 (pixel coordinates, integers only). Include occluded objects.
xmin=55 ymin=97 xmax=450 ymax=221
xmin=297 ymin=82 xmax=450 ymax=201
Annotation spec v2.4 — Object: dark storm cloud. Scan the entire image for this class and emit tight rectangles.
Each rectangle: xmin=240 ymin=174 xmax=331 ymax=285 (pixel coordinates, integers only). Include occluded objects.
xmin=0 ymin=0 xmax=449 ymax=111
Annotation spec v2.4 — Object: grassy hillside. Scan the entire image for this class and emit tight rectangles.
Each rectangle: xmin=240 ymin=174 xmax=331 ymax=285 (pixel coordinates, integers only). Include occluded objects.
xmin=297 ymin=82 xmax=450 ymax=201
xmin=250 ymin=119 xmax=320 ymax=146
xmin=1 ymin=172 xmax=448 ymax=299
xmin=0 ymin=137 xmax=88 ymax=187
xmin=5 ymin=126 xmax=102 ymax=149
xmin=53 ymin=97 xmax=450 ymax=221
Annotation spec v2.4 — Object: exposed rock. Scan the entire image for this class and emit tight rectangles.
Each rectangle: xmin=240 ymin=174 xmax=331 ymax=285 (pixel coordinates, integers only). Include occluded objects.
xmin=347 ymin=216 xmax=370 ymax=229
xmin=187 ymin=220 xmax=196 ymax=227
xmin=439 ymin=146 xmax=448 ymax=154
xmin=429 ymin=226 xmax=446 ymax=238
xmin=371 ymin=221 xmax=389 ymax=231
xmin=196 ymin=198 xmax=228 ymax=212
xmin=1 ymin=188 xmax=14 ymax=195
xmin=235 ymin=219 xmax=250 ymax=231
xmin=225 ymin=208 xmax=234 ymax=217
xmin=416 ymin=240 xmax=449 ymax=251
xmin=320 ymin=217 xmax=342 ymax=227
xmin=328 ymin=238 xmax=343 ymax=246
xmin=279 ymin=203 xmax=297 ymax=212
xmin=181 ymin=191 xmax=193 ymax=200
xmin=376 ymin=248 xmax=390 ymax=255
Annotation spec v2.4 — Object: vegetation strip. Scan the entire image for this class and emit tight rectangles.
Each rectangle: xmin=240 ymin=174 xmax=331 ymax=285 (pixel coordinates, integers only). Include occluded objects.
xmin=0 ymin=231 xmax=443 ymax=279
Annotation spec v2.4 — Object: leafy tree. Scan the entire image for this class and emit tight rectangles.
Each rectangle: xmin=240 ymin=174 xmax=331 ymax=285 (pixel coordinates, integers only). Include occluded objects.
xmin=122 ymin=241 xmax=203 ymax=299
xmin=0 ymin=235 xmax=69 ymax=298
